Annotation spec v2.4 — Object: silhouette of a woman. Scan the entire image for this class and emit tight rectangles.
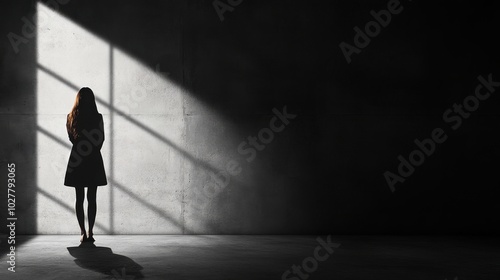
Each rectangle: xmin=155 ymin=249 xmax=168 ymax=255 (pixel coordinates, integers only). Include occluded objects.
xmin=64 ymin=87 xmax=107 ymax=243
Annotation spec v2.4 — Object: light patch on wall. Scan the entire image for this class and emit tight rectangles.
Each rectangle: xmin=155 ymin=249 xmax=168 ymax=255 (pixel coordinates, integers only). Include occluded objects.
xmin=36 ymin=2 xmax=188 ymax=234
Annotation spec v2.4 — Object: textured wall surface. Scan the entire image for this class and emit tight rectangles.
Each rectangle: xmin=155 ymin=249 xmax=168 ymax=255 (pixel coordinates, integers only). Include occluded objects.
xmin=34 ymin=1 xmax=236 ymax=234
xmin=1 ymin=0 xmax=500 ymax=235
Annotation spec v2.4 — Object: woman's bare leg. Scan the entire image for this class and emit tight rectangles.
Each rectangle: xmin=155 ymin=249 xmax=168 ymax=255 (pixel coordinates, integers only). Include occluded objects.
xmin=75 ymin=187 xmax=86 ymax=236
xmin=87 ymin=186 xmax=97 ymax=240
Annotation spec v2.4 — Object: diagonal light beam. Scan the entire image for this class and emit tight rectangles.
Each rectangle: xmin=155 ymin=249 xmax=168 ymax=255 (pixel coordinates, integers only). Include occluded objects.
xmin=37 ymin=63 xmax=218 ymax=174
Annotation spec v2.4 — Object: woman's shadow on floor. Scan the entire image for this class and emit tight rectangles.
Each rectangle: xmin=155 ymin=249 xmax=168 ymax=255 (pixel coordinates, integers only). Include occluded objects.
xmin=68 ymin=243 xmax=144 ymax=279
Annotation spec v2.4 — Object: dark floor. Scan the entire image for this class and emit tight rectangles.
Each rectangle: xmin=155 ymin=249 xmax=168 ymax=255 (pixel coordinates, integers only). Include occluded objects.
xmin=0 ymin=235 xmax=498 ymax=279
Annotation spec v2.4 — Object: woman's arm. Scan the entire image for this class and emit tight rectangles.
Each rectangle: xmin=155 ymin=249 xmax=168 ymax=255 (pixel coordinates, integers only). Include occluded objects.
xmin=98 ymin=114 xmax=105 ymax=150
xmin=66 ymin=114 xmax=75 ymax=144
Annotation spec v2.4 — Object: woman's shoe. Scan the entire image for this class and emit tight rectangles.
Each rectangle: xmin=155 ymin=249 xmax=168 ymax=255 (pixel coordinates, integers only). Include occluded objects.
xmin=80 ymin=233 xmax=88 ymax=243
xmin=86 ymin=234 xmax=95 ymax=243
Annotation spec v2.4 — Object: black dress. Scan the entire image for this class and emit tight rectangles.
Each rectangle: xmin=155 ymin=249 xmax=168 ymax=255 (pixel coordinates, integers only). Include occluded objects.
xmin=64 ymin=113 xmax=107 ymax=187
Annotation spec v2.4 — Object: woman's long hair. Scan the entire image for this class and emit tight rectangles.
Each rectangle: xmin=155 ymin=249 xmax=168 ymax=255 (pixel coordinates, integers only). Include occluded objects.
xmin=67 ymin=87 xmax=99 ymax=139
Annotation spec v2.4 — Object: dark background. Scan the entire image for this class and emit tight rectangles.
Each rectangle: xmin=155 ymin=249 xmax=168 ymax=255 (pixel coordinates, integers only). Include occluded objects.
xmin=1 ymin=0 xmax=499 ymax=235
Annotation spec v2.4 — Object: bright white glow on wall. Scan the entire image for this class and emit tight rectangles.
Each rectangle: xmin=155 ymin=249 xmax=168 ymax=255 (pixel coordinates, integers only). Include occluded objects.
xmin=36 ymin=2 xmax=188 ymax=234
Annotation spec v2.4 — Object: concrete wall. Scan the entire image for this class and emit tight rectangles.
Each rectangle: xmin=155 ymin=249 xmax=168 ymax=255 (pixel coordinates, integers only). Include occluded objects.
xmin=1 ymin=0 xmax=500 ymax=235
xmin=0 ymin=1 xmax=38 ymax=234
